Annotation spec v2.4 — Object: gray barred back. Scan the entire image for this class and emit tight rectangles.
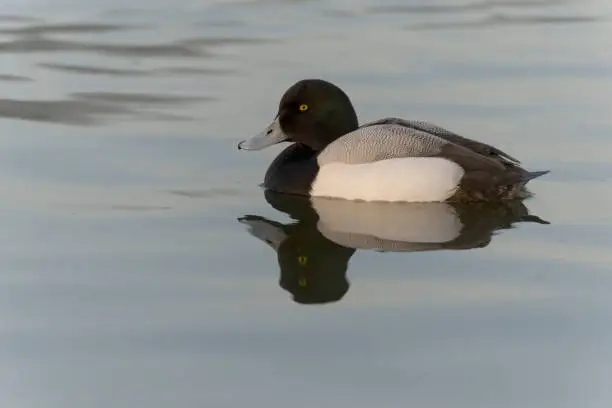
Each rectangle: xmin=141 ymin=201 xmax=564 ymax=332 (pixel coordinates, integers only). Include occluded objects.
xmin=362 ymin=117 xmax=520 ymax=164
xmin=363 ymin=117 xmax=461 ymax=139
xmin=316 ymin=124 xmax=447 ymax=165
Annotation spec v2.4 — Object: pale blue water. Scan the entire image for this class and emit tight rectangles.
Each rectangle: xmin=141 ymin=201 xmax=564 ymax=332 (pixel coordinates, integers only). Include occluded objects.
xmin=1 ymin=0 xmax=612 ymax=407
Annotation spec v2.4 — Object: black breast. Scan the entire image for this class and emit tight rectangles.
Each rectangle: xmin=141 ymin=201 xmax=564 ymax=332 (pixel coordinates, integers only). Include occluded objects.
xmin=263 ymin=144 xmax=319 ymax=196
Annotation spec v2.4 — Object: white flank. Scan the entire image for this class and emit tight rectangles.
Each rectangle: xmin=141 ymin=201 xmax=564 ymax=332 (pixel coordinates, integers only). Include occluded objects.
xmin=310 ymin=157 xmax=464 ymax=203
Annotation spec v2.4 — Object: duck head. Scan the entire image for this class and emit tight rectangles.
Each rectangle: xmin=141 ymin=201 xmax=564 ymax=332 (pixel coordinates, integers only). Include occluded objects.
xmin=238 ymin=79 xmax=359 ymax=152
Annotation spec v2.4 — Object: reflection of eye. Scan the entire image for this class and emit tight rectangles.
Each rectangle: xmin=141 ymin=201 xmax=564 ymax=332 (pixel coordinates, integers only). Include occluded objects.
xmin=298 ymin=104 xmax=309 ymax=112
xmin=297 ymin=255 xmax=308 ymax=265
xmin=298 ymin=276 xmax=308 ymax=287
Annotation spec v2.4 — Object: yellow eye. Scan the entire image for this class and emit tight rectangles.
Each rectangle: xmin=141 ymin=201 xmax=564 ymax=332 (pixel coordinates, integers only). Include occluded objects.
xmin=297 ymin=255 xmax=308 ymax=265
xmin=298 ymin=104 xmax=309 ymax=112
xmin=298 ymin=276 xmax=308 ymax=287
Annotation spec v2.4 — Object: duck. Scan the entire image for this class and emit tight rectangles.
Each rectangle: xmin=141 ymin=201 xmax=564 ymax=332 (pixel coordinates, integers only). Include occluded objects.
xmin=237 ymin=79 xmax=549 ymax=203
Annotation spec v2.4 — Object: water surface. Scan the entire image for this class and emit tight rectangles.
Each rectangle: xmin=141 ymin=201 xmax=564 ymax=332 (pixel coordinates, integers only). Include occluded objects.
xmin=1 ymin=0 xmax=611 ymax=407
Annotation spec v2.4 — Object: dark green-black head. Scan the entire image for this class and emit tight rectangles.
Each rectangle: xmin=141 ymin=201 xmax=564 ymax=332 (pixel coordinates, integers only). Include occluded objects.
xmin=238 ymin=79 xmax=359 ymax=152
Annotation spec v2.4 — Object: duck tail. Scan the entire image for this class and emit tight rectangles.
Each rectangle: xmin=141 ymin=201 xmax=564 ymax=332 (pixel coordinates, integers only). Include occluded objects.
xmin=523 ymin=170 xmax=550 ymax=182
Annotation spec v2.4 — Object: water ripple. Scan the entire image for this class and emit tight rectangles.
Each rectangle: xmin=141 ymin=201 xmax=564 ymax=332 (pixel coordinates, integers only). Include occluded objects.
xmin=0 ymin=74 xmax=32 ymax=82
xmin=0 ymin=91 xmax=213 ymax=125
xmin=37 ymin=63 xmax=146 ymax=77
xmin=37 ymin=62 xmax=236 ymax=77
xmin=0 ymin=36 xmax=208 ymax=58
xmin=0 ymin=22 xmax=138 ymax=35
xmin=369 ymin=0 xmax=569 ymax=15
xmin=0 ymin=98 xmax=130 ymax=125
xmin=409 ymin=13 xmax=604 ymax=30
xmin=0 ymin=14 xmax=43 ymax=23
xmin=70 ymin=92 xmax=214 ymax=106
xmin=0 ymin=33 xmax=275 ymax=58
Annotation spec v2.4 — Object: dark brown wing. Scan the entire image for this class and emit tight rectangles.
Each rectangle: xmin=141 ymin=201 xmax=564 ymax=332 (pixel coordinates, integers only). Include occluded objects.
xmin=434 ymin=143 xmax=532 ymax=201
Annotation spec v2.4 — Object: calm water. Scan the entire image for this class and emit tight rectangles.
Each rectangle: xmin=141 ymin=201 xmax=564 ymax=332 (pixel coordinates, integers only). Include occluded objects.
xmin=1 ymin=0 xmax=612 ymax=407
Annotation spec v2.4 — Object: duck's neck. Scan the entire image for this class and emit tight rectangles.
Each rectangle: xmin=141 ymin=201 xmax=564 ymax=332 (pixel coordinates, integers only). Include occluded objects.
xmin=312 ymin=106 xmax=359 ymax=151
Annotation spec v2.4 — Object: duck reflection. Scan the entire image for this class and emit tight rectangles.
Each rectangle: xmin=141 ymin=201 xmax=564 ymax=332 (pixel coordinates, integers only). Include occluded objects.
xmin=238 ymin=191 xmax=549 ymax=305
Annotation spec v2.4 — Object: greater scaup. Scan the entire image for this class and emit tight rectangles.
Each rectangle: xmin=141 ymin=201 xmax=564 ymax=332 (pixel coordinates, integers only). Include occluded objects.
xmin=238 ymin=79 xmax=549 ymax=202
